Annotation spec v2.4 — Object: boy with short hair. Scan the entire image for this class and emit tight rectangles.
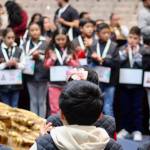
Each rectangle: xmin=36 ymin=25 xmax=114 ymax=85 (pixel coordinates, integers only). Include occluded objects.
xmin=88 ymin=23 xmax=119 ymax=117
xmin=72 ymin=19 xmax=96 ymax=65
xmin=30 ymin=81 xmax=122 ymax=150
xmin=119 ymin=26 xmax=144 ymax=141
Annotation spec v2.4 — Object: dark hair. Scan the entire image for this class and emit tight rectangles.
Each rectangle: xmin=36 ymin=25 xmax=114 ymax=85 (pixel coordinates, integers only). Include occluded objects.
xmin=28 ymin=22 xmax=42 ymax=33
xmin=79 ymin=12 xmax=89 ymax=19
xmin=143 ymin=33 xmax=150 ymax=46
xmin=29 ymin=13 xmax=42 ymax=25
xmin=48 ymin=29 xmax=73 ymax=54
xmin=59 ymin=80 xmax=103 ymax=125
xmin=96 ymin=23 xmax=110 ymax=32
xmin=79 ymin=19 xmax=95 ymax=27
xmin=5 ymin=1 xmax=23 ymax=26
xmin=129 ymin=26 xmax=141 ymax=37
xmin=2 ymin=28 xmax=14 ymax=38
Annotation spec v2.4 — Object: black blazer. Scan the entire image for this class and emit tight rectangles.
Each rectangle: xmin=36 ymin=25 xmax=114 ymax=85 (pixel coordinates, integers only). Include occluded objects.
xmin=0 ymin=45 xmax=23 ymax=92
xmin=88 ymin=41 xmax=119 ymax=85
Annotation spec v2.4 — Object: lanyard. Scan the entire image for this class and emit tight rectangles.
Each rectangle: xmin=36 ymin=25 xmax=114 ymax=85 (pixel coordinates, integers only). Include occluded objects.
xmin=96 ymin=39 xmax=111 ymax=59
xmin=128 ymin=47 xmax=134 ymax=68
xmin=1 ymin=46 xmax=16 ymax=62
xmin=25 ymin=39 xmax=42 ymax=55
xmin=78 ymin=36 xmax=85 ymax=50
xmin=54 ymin=48 xmax=67 ymax=65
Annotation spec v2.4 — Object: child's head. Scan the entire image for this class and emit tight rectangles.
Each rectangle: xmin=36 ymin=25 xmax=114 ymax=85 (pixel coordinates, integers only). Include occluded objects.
xmin=79 ymin=19 xmax=95 ymax=38
xmin=128 ymin=26 xmax=141 ymax=48
xmin=2 ymin=28 xmax=15 ymax=47
xmin=51 ymin=30 xmax=70 ymax=49
xmin=30 ymin=13 xmax=42 ymax=24
xmin=96 ymin=23 xmax=111 ymax=42
xmin=29 ymin=22 xmax=42 ymax=40
xmin=59 ymin=80 xmax=103 ymax=125
xmin=43 ymin=16 xmax=51 ymax=32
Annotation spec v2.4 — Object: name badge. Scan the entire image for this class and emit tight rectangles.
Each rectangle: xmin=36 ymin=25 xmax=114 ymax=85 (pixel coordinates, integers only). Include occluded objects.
xmin=143 ymin=71 xmax=150 ymax=87
xmin=119 ymin=68 xmax=143 ymax=85
xmin=79 ymin=58 xmax=87 ymax=66
xmin=94 ymin=66 xmax=111 ymax=83
xmin=0 ymin=69 xmax=22 ymax=85
xmin=50 ymin=66 xmax=72 ymax=82
xmin=23 ymin=59 xmax=35 ymax=75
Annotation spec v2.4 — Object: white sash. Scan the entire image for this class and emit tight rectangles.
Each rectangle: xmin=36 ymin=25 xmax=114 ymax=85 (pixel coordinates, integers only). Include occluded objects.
xmin=78 ymin=36 xmax=85 ymax=50
xmin=54 ymin=48 xmax=67 ymax=65
xmin=1 ymin=46 xmax=16 ymax=62
xmin=96 ymin=39 xmax=111 ymax=59
xmin=128 ymin=47 xmax=134 ymax=68
xmin=25 ymin=40 xmax=42 ymax=56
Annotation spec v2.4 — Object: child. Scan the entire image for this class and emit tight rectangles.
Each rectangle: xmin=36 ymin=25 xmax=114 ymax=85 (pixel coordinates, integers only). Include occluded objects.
xmin=23 ymin=22 xmax=48 ymax=118
xmin=42 ymin=16 xmax=56 ymax=40
xmin=30 ymin=81 xmax=122 ymax=150
xmin=0 ymin=28 xmax=24 ymax=107
xmin=119 ymin=26 xmax=144 ymax=141
xmin=41 ymin=66 xmax=117 ymax=140
xmin=72 ymin=19 xmax=96 ymax=65
xmin=44 ymin=30 xmax=79 ymax=115
xmin=89 ymin=23 xmax=119 ymax=117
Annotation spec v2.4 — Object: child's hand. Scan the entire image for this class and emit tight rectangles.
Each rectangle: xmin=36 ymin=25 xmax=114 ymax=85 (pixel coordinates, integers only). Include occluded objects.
xmin=40 ymin=122 xmax=53 ymax=136
xmin=50 ymin=51 xmax=57 ymax=61
xmin=32 ymin=51 xmax=40 ymax=59
xmin=84 ymin=38 xmax=93 ymax=48
xmin=7 ymin=59 xmax=17 ymax=67
xmin=91 ymin=52 xmax=99 ymax=60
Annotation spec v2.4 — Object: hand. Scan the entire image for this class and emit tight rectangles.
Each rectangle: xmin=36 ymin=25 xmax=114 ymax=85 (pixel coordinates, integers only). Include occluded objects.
xmin=84 ymin=38 xmax=93 ymax=48
xmin=98 ymin=57 xmax=104 ymax=64
xmin=7 ymin=59 xmax=17 ymax=67
xmin=49 ymin=51 xmax=57 ymax=61
xmin=58 ymin=18 xmax=65 ymax=25
xmin=32 ymin=50 xmax=40 ymax=59
xmin=40 ymin=122 xmax=53 ymax=136
xmin=91 ymin=52 xmax=99 ymax=60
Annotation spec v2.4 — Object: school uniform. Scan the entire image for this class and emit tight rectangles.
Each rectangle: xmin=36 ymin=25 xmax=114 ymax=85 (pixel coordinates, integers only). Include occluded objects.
xmin=23 ymin=37 xmax=48 ymax=118
xmin=44 ymin=47 xmax=79 ymax=115
xmin=119 ymin=44 xmax=144 ymax=133
xmin=88 ymin=39 xmax=119 ymax=117
xmin=0 ymin=42 xmax=24 ymax=107
xmin=72 ymin=35 xmax=97 ymax=66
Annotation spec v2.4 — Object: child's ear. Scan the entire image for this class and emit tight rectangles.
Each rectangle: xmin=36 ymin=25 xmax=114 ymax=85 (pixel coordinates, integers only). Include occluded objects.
xmin=60 ymin=110 xmax=65 ymax=120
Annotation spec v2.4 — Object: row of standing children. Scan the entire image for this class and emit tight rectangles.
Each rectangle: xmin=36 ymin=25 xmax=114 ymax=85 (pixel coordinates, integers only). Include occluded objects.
xmin=0 ymin=16 xmax=150 ymax=140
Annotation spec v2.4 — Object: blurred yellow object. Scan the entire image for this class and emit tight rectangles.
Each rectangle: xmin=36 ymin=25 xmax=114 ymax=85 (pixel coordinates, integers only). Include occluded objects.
xmin=0 ymin=102 xmax=45 ymax=150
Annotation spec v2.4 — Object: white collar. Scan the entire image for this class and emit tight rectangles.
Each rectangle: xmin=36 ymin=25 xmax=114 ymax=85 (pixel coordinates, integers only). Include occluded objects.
xmin=1 ymin=42 xmax=17 ymax=49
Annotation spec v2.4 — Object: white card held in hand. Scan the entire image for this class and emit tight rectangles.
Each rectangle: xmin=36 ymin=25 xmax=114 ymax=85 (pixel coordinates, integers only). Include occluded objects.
xmin=50 ymin=66 xmax=72 ymax=82
xmin=119 ymin=68 xmax=143 ymax=85
xmin=94 ymin=66 xmax=111 ymax=83
xmin=0 ymin=69 xmax=22 ymax=85
xmin=143 ymin=72 xmax=150 ymax=87
xmin=23 ymin=59 xmax=35 ymax=75
xmin=79 ymin=58 xmax=87 ymax=66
